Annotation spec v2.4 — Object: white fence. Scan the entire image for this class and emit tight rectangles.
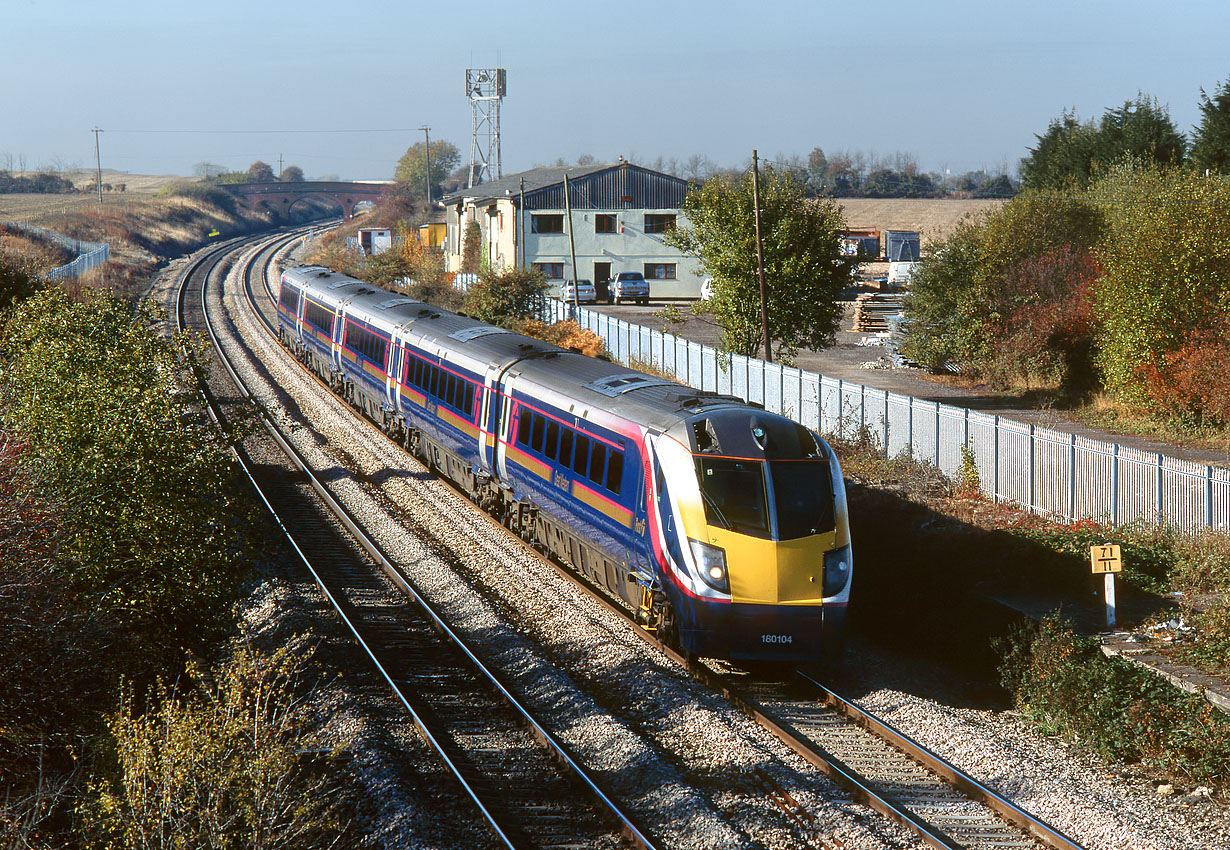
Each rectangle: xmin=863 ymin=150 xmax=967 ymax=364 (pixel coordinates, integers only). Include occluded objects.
xmin=3 ymin=222 xmax=109 ymax=281
xmin=535 ymin=297 xmax=1230 ymax=535
xmin=440 ymin=275 xmax=1230 ymax=533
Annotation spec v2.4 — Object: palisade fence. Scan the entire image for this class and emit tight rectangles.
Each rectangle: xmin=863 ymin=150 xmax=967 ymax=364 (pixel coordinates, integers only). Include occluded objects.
xmin=2 ymin=222 xmax=109 ymax=281
xmin=447 ymin=275 xmax=1230 ymax=534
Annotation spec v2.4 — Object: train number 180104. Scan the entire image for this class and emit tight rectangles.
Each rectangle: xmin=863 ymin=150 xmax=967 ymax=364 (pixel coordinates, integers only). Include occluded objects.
xmin=761 ymin=634 xmax=793 ymax=644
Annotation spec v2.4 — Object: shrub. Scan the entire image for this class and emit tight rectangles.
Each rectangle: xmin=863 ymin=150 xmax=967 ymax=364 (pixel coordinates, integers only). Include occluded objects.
xmin=0 ymin=289 xmax=260 ymax=660
xmin=159 ymin=181 xmax=240 ymax=215
xmin=999 ymin=615 xmax=1230 ymax=788
xmin=84 ymin=645 xmax=360 ymax=849
xmin=463 ymin=265 xmax=547 ymax=326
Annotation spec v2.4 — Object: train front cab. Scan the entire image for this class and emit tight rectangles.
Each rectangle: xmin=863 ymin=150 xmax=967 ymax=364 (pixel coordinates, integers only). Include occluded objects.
xmin=650 ymin=411 xmax=852 ymax=662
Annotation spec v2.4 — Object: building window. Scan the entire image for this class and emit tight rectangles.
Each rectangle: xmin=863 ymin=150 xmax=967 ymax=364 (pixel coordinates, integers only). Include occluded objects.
xmin=532 ymin=262 xmax=564 ymax=278
xmin=531 ymin=214 xmax=564 ymax=233
xmin=595 ymin=214 xmax=617 ymax=234
xmin=644 ymin=263 xmax=677 ymax=280
xmin=644 ymin=213 xmax=676 ymax=234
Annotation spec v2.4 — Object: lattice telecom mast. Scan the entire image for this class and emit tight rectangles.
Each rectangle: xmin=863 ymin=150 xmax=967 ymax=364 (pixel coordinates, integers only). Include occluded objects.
xmin=466 ymin=68 xmax=505 ymax=187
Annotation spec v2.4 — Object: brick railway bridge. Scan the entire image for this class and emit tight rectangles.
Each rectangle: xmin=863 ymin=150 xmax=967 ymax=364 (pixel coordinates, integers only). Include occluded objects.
xmin=223 ymin=181 xmax=387 ymax=220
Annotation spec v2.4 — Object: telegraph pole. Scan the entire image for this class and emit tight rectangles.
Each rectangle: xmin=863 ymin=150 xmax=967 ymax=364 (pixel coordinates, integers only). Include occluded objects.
xmin=752 ymin=150 xmax=771 ymax=363
xmin=92 ymin=127 xmax=103 ymax=206
xmin=420 ymin=126 xmax=431 ymax=206
xmin=563 ymin=173 xmax=580 ymax=311
xmin=519 ymin=176 xmax=526 ymax=268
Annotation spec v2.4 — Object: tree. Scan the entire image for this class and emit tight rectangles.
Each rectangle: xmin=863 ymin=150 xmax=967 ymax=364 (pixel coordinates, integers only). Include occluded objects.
xmin=1020 ymin=110 xmax=1100 ymax=190
xmin=460 ymin=220 xmax=482 ymax=274
xmin=0 ymin=290 xmax=258 ymax=658
xmin=85 ymin=645 xmax=359 ymax=849
xmin=806 ymin=147 xmax=831 ymax=195
xmin=1095 ymin=95 xmax=1185 ymax=171
xmin=246 ymin=160 xmax=275 ymax=182
xmin=394 ymin=139 xmax=461 ymax=201
xmin=1021 ymin=96 xmax=1185 ymax=190
xmin=192 ymin=161 xmax=227 ymax=179
xmin=901 ymin=192 xmax=1102 ymax=380
xmin=665 ymin=168 xmax=855 ymax=360
xmin=279 ymin=165 xmax=305 ymax=182
xmin=1191 ymin=79 xmax=1230 ymax=175
xmin=462 ymin=265 xmax=548 ymax=327
xmin=1092 ymin=164 xmax=1230 ymax=408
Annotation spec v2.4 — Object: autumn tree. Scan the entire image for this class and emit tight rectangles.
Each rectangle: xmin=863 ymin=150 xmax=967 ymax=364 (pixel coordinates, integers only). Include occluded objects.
xmin=1092 ymin=164 xmax=1230 ymax=410
xmin=279 ymin=164 xmax=305 ymax=182
xmin=0 ymin=289 xmax=259 ymax=660
xmin=394 ymin=139 xmax=461 ymax=201
xmin=85 ymin=645 xmax=360 ymax=849
xmin=246 ymin=160 xmax=275 ymax=182
xmin=666 ymin=167 xmax=855 ymax=361
xmin=463 ymin=265 xmax=548 ymax=326
xmin=901 ymin=192 xmax=1103 ymax=388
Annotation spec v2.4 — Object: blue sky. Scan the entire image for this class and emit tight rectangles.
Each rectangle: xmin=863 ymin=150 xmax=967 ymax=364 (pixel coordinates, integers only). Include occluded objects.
xmin=4 ymin=0 xmax=1229 ymax=181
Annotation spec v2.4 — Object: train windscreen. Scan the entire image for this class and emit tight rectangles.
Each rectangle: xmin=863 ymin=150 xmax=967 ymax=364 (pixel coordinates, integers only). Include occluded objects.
xmin=768 ymin=459 xmax=834 ymax=539
xmin=695 ymin=457 xmax=770 ymax=538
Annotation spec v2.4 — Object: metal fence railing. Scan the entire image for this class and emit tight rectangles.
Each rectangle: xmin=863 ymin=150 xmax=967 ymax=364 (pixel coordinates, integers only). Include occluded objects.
xmin=2 ymin=222 xmax=109 ymax=281
xmin=441 ymin=276 xmax=1230 ymax=534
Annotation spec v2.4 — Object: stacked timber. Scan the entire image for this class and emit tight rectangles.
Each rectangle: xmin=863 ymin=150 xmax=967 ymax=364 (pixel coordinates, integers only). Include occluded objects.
xmin=852 ymin=294 xmax=904 ymax=333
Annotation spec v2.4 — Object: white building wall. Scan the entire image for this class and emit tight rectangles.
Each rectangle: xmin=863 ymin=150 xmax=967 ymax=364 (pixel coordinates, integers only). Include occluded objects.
xmin=445 ymin=201 xmax=703 ymax=299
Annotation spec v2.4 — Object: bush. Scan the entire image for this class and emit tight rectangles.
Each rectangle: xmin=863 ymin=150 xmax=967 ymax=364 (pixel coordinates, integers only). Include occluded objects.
xmin=159 ymin=181 xmax=240 ymax=215
xmin=463 ymin=265 xmax=547 ymax=326
xmin=1000 ymin=615 xmax=1230 ymax=788
xmin=0 ymin=289 xmax=259 ymax=660
xmin=84 ymin=645 xmax=360 ymax=849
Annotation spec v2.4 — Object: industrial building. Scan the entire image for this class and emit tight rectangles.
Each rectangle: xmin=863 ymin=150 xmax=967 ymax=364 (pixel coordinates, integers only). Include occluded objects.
xmin=441 ymin=161 xmax=702 ymax=299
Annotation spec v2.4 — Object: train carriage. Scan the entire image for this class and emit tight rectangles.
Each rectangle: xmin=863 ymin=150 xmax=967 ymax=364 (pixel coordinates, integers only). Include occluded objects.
xmin=276 ymin=265 xmax=852 ymax=663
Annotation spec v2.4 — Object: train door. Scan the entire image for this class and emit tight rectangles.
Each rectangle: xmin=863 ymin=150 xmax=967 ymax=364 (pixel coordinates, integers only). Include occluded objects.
xmin=383 ymin=328 xmax=397 ymax=408
xmin=332 ymin=306 xmax=346 ymax=373
xmin=477 ymin=362 xmax=502 ymax=474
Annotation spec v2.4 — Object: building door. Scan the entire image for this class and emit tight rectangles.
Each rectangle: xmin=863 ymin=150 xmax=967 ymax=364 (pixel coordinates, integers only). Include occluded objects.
xmin=594 ymin=262 xmax=612 ymax=302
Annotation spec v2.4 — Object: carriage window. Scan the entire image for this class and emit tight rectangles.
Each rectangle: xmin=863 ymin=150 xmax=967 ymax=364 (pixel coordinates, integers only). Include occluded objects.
xmin=587 ymin=443 xmax=606 ymax=486
xmin=573 ymin=435 xmax=590 ymax=476
xmin=464 ymin=384 xmax=475 ymax=415
xmin=544 ymin=421 xmax=560 ymax=461
xmin=605 ymin=451 xmax=623 ymax=494
xmin=559 ymin=429 xmax=574 ymax=470
xmin=516 ymin=412 xmax=530 ymax=445
xmin=531 ymin=414 xmax=546 ymax=454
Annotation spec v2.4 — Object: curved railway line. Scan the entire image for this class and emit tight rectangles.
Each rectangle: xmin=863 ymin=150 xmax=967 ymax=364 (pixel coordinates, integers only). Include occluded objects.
xmin=175 ymin=229 xmax=653 ymax=850
xmin=182 ymin=229 xmax=1093 ymax=850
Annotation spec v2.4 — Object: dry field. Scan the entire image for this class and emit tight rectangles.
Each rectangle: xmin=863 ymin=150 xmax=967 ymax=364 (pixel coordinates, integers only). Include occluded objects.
xmin=834 ymin=197 xmax=1004 ymax=249
xmin=0 ymin=172 xmax=186 ymax=227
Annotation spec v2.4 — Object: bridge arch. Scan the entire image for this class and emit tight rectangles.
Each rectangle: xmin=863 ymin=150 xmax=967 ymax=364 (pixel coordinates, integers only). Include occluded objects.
xmin=223 ymin=181 xmax=387 ymax=220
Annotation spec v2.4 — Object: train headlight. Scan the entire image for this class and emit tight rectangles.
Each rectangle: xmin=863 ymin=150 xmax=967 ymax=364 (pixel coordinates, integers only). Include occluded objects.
xmin=689 ymin=539 xmax=729 ymax=593
xmin=822 ymin=545 xmax=852 ymax=597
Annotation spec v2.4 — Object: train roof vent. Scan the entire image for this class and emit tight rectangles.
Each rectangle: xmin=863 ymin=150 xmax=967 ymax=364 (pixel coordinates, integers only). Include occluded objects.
xmin=449 ymin=325 xmax=512 ymax=342
xmin=667 ymin=391 xmax=745 ymax=411
xmin=377 ymin=297 xmax=416 ymax=309
xmin=329 ymin=279 xmax=361 ymax=289
xmin=585 ymin=373 xmax=678 ymax=397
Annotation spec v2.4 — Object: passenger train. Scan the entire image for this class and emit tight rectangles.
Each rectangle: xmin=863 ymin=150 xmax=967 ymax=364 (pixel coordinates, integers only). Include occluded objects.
xmin=275 ymin=265 xmax=852 ymax=662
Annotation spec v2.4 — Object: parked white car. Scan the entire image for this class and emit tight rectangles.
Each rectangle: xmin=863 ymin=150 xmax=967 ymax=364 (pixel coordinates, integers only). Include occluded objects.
xmin=548 ymin=278 xmax=597 ymax=304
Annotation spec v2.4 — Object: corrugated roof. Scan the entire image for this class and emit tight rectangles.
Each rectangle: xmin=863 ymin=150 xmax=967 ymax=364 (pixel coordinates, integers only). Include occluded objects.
xmin=442 ymin=162 xmax=693 ymax=210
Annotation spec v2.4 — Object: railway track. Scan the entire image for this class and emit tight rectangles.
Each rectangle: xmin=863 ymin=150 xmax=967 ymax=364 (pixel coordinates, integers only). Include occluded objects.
xmin=221 ymin=237 xmax=1092 ymax=849
xmin=176 ymin=230 xmax=653 ymax=850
